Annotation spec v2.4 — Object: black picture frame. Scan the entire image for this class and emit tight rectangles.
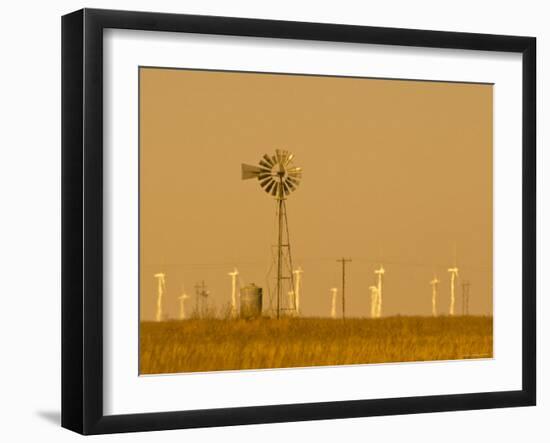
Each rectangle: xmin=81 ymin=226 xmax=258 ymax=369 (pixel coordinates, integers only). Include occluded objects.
xmin=61 ymin=8 xmax=536 ymax=435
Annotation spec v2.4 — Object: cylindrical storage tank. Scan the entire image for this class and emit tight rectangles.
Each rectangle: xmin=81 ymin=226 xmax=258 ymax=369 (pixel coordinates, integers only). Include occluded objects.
xmin=240 ymin=284 xmax=263 ymax=319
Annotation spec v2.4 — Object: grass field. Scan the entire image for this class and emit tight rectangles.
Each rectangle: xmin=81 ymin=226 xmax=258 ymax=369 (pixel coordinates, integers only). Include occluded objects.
xmin=140 ymin=316 xmax=493 ymax=375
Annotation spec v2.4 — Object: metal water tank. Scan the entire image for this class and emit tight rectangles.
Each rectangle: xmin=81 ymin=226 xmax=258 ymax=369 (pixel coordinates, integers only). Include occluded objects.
xmin=240 ymin=284 xmax=263 ymax=319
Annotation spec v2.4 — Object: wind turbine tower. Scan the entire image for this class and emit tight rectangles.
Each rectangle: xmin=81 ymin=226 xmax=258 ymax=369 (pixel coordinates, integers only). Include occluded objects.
xmin=287 ymin=291 xmax=296 ymax=316
xmin=374 ymin=265 xmax=385 ymax=318
xmin=178 ymin=291 xmax=189 ymax=320
xmin=227 ymin=268 xmax=239 ymax=318
xmin=330 ymin=287 xmax=338 ymax=319
xmin=430 ymin=275 xmax=440 ymax=317
xmin=154 ymin=272 xmax=166 ymax=322
xmin=293 ymin=266 xmax=304 ymax=316
xmin=447 ymin=267 xmax=459 ymax=316
xmin=369 ymin=285 xmax=379 ymax=319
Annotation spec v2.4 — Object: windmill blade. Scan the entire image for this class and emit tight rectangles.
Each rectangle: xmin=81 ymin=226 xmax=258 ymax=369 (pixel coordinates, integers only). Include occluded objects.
xmin=278 ymin=150 xmax=290 ymax=165
xmin=287 ymin=176 xmax=300 ymax=187
xmin=258 ymin=172 xmax=272 ymax=180
xmin=241 ymin=164 xmax=262 ymax=180
xmin=287 ymin=167 xmax=303 ymax=178
xmin=265 ymin=180 xmax=276 ymax=194
xmin=262 ymin=154 xmax=274 ymax=167
xmin=260 ymin=177 xmax=274 ymax=188
xmin=285 ymin=153 xmax=294 ymax=165
xmin=282 ymin=181 xmax=290 ymax=195
xmin=259 ymin=159 xmax=272 ymax=169
xmin=284 ymin=178 xmax=296 ymax=191
xmin=271 ymin=181 xmax=280 ymax=197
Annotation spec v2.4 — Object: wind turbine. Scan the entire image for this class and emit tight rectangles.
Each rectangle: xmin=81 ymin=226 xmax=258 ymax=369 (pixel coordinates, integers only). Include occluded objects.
xmin=153 ymin=273 xmax=166 ymax=322
xmin=448 ymin=267 xmax=459 ymax=316
xmin=374 ymin=265 xmax=385 ymax=318
xmin=287 ymin=290 xmax=296 ymax=316
xmin=430 ymin=275 xmax=440 ymax=317
xmin=178 ymin=291 xmax=189 ymax=320
xmin=369 ymin=285 xmax=379 ymax=319
xmin=447 ymin=244 xmax=460 ymax=316
xmin=293 ymin=266 xmax=304 ymax=316
xmin=330 ymin=287 xmax=338 ymax=319
xmin=227 ymin=268 xmax=239 ymax=318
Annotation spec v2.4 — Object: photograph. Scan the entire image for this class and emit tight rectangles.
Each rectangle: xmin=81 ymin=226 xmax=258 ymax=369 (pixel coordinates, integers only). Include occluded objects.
xmin=139 ymin=66 xmax=494 ymax=375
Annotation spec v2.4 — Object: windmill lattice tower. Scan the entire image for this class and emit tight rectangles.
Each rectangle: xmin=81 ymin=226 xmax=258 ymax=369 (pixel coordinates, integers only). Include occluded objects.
xmin=242 ymin=149 xmax=302 ymax=319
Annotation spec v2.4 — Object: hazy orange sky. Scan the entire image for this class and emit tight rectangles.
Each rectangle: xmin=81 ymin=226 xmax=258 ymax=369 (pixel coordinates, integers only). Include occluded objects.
xmin=139 ymin=67 xmax=493 ymax=320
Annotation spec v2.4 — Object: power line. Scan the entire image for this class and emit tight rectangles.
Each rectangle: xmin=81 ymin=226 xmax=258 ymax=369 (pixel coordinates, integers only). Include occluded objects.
xmin=143 ymin=256 xmax=490 ymax=271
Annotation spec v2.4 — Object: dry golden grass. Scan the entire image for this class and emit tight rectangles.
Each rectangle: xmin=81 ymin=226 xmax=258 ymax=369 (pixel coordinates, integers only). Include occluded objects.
xmin=140 ymin=316 xmax=493 ymax=374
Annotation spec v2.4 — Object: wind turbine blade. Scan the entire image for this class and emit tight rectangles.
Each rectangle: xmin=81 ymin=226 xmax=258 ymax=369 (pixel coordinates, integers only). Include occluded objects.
xmin=453 ymin=242 xmax=458 ymax=267
xmin=241 ymin=164 xmax=262 ymax=180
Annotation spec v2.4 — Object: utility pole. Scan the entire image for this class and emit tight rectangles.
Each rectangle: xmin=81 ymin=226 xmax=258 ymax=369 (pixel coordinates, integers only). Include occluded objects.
xmin=194 ymin=280 xmax=208 ymax=317
xmin=337 ymin=258 xmax=352 ymax=320
xmin=462 ymin=280 xmax=470 ymax=316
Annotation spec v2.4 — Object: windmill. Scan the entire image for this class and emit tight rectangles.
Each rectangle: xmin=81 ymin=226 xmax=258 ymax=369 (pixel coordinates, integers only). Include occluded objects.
xmin=293 ymin=266 xmax=304 ymax=316
xmin=330 ymin=287 xmax=338 ymax=319
xmin=430 ymin=275 xmax=440 ymax=317
xmin=178 ymin=291 xmax=189 ymax=320
xmin=227 ymin=268 xmax=239 ymax=318
xmin=374 ymin=265 xmax=385 ymax=318
xmin=369 ymin=285 xmax=379 ymax=318
xmin=242 ymin=149 xmax=302 ymax=319
xmin=153 ymin=273 xmax=166 ymax=322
